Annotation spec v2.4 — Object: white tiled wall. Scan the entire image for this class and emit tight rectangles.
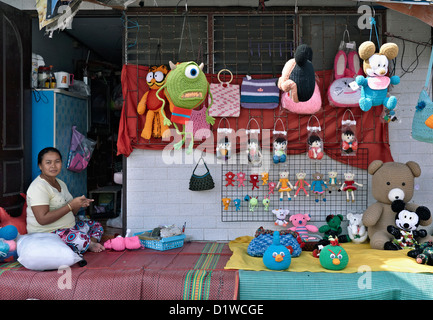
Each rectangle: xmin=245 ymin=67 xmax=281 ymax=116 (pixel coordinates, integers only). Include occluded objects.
xmin=386 ymin=10 xmax=433 ymax=219
xmin=126 ymin=9 xmax=433 ymax=240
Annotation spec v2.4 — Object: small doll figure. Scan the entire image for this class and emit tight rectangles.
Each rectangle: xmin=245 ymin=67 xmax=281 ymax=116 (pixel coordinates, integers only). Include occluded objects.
xmin=341 ymin=129 xmax=358 ymax=155
xmin=222 ymin=198 xmax=231 ymax=210
xmin=247 ymin=138 xmax=262 ymax=166
xmin=339 ymin=172 xmax=363 ymax=203
xmin=250 ymin=174 xmax=259 ymax=191
xmin=273 ymin=137 xmax=287 ymax=164
xmin=268 ymin=181 xmax=277 ymax=195
xmin=294 ymin=171 xmax=310 ymax=198
xmin=307 ymin=134 xmax=324 ymax=160
xmin=233 ymin=198 xmax=241 ymax=212
xmin=276 ymin=171 xmax=294 ymax=201
xmin=216 ymin=137 xmax=232 ymax=161
xmin=262 ymin=196 xmax=270 ymax=211
xmin=261 ymin=172 xmax=269 ymax=185
xmin=272 ymin=208 xmax=290 ymax=227
xmin=237 ymin=172 xmax=246 ymax=187
xmin=327 ymin=171 xmax=340 ymax=194
xmin=225 ymin=171 xmax=236 ymax=187
xmin=310 ymin=172 xmax=328 ymax=202
xmin=249 ymin=197 xmax=258 ymax=212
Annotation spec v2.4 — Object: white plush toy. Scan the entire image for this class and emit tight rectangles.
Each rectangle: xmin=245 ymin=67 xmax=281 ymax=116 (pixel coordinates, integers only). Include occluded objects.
xmin=347 ymin=212 xmax=368 ymax=243
xmin=273 ymin=208 xmax=290 ymax=227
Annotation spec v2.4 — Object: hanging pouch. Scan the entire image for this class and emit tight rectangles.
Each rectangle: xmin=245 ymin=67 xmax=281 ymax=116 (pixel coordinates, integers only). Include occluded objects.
xmin=67 ymin=126 xmax=96 ymax=173
xmin=189 ymin=156 xmax=215 ymax=191
xmin=216 ymin=117 xmax=233 ymax=162
xmin=240 ymin=77 xmax=280 ymax=109
xmin=246 ymin=118 xmax=262 ymax=166
xmin=412 ymin=48 xmax=433 ymax=144
xmin=209 ymin=69 xmax=241 ymax=117
xmin=272 ymin=118 xmax=288 ymax=164
xmin=185 ymin=102 xmax=212 ymax=141
xmin=341 ymin=109 xmax=358 ymax=156
xmin=306 ymin=115 xmax=324 ymax=160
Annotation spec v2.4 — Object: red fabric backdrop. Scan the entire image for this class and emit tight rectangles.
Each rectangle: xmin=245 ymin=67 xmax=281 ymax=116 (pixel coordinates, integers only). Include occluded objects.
xmin=117 ymin=64 xmax=393 ymax=169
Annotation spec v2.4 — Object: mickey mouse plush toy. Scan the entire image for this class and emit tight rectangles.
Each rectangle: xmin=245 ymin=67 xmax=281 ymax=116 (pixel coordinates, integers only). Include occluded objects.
xmin=356 ymin=41 xmax=400 ymax=112
xmin=385 ymin=199 xmax=431 ymax=250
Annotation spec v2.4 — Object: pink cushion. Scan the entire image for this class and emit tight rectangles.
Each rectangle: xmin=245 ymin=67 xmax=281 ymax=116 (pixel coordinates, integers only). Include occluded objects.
xmin=281 ymin=82 xmax=322 ymax=114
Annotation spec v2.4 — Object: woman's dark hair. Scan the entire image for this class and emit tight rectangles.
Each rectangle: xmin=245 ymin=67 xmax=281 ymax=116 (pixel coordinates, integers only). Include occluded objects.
xmin=37 ymin=147 xmax=62 ymax=164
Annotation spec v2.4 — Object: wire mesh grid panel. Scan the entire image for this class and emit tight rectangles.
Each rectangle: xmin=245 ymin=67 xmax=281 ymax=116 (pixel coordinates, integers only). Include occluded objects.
xmin=220 ymin=148 xmax=368 ymax=223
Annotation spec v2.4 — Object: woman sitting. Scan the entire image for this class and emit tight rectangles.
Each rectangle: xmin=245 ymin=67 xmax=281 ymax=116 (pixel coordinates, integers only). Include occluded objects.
xmin=26 ymin=147 xmax=105 ymax=254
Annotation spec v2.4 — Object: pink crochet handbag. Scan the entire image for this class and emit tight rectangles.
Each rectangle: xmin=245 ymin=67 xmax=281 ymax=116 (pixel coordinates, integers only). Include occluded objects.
xmin=185 ymin=103 xmax=212 ymax=141
xmin=209 ymin=69 xmax=240 ymax=117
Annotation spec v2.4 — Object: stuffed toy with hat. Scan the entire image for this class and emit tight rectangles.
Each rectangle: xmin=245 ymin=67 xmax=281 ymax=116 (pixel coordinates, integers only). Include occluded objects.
xmin=362 ymin=160 xmax=433 ymax=250
xmin=137 ymin=65 xmax=170 ymax=140
xmin=277 ymin=44 xmax=316 ymax=103
xmin=355 ymin=41 xmax=400 ymax=112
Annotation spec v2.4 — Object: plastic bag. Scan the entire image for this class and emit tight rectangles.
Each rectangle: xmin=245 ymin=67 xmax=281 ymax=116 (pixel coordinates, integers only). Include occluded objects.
xmin=67 ymin=126 xmax=96 ymax=173
xmin=273 ymin=118 xmax=287 ymax=164
xmin=341 ymin=109 xmax=358 ymax=156
xmin=216 ymin=117 xmax=233 ymax=162
xmin=307 ymin=115 xmax=323 ymax=160
xmin=246 ymin=118 xmax=262 ymax=166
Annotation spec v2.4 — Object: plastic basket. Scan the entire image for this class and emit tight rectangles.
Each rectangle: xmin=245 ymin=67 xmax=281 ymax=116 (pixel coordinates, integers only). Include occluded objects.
xmin=134 ymin=231 xmax=186 ymax=251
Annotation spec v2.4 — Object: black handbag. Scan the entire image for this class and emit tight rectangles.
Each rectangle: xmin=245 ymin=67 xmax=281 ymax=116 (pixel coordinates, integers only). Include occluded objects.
xmin=189 ymin=157 xmax=215 ymax=191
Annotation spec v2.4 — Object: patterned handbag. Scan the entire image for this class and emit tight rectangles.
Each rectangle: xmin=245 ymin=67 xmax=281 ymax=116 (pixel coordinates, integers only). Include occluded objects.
xmin=240 ymin=77 xmax=280 ymax=109
xmin=209 ymin=69 xmax=241 ymax=117
xmin=247 ymin=227 xmax=302 ymax=257
xmin=189 ymin=156 xmax=215 ymax=191
xmin=412 ymin=48 xmax=433 ymax=144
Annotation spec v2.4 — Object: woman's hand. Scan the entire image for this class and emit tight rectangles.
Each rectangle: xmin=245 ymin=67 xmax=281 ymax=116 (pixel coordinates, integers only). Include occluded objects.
xmin=69 ymin=195 xmax=94 ymax=211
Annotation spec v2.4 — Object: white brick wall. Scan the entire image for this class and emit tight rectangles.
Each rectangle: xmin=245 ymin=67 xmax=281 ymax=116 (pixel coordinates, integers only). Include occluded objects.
xmin=386 ymin=10 xmax=433 ymax=234
xmin=127 ymin=9 xmax=433 ymax=240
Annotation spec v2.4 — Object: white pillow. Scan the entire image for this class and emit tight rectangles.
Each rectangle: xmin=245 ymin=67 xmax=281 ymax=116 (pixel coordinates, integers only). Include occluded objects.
xmin=17 ymin=233 xmax=83 ymax=271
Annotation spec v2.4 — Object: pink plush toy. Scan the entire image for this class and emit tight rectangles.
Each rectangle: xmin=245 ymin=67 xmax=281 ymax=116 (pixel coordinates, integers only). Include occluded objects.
xmin=289 ymin=213 xmax=319 ymax=241
xmin=104 ymin=230 xmax=142 ymax=251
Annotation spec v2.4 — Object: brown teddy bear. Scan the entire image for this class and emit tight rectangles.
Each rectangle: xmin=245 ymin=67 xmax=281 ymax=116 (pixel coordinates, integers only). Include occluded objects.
xmin=362 ymin=160 xmax=432 ymax=250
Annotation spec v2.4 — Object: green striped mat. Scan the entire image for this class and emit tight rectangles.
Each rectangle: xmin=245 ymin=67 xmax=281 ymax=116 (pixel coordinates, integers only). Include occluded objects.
xmin=183 ymin=242 xmax=225 ymax=300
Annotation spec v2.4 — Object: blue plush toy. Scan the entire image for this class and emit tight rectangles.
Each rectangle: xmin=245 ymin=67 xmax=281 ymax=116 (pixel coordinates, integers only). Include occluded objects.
xmin=356 ymin=41 xmax=400 ymax=112
xmin=0 ymin=224 xmax=18 ymax=262
xmin=262 ymin=231 xmax=291 ymax=271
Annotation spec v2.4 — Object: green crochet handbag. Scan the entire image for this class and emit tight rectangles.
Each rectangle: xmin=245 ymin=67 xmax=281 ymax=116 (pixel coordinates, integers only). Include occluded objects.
xmin=189 ymin=156 xmax=215 ymax=191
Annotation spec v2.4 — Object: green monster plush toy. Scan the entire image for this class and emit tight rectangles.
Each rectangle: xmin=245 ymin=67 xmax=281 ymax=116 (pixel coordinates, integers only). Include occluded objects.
xmin=157 ymin=61 xmax=215 ymax=154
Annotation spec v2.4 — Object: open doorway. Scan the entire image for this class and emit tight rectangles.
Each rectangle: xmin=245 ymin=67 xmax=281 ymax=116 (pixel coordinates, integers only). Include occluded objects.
xmin=32 ymin=14 xmax=124 ymax=237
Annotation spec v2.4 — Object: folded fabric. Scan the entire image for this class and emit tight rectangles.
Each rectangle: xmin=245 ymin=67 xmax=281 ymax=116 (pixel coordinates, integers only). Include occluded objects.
xmin=226 ymin=237 xmax=433 ymax=273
